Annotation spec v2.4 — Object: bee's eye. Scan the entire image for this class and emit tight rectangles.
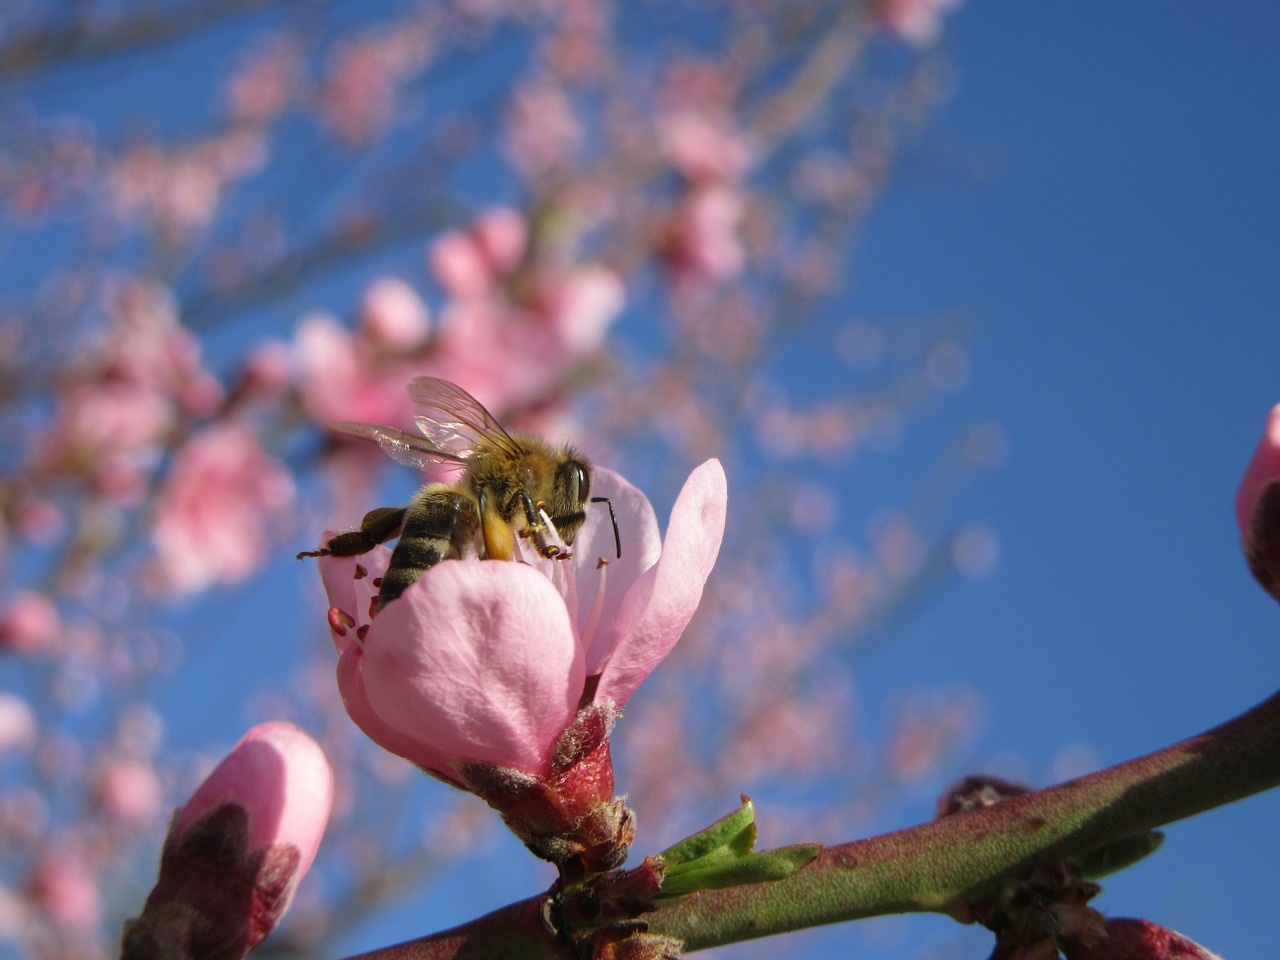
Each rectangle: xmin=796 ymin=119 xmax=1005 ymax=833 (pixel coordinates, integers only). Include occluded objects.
xmin=572 ymin=462 xmax=590 ymax=502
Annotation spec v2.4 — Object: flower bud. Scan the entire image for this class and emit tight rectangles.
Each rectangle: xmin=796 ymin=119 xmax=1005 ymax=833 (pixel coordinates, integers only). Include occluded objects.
xmin=1063 ymin=918 xmax=1223 ymax=960
xmin=1236 ymin=403 xmax=1280 ymax=602
xmin=121 ymin=722 xmax=333 ymax=960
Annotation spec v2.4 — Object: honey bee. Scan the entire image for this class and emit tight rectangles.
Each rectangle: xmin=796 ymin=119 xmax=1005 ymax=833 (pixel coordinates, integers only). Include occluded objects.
xmin=298 ymin=377 xmax=620 ymax=609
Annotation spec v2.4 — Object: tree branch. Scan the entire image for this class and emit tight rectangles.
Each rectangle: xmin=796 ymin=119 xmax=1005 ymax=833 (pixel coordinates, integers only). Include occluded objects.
xmin=336 ymin=688 xmax=1280 ymax=958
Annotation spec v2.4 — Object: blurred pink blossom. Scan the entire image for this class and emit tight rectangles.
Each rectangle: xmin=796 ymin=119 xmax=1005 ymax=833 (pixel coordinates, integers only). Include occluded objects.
xmin=359 ymin=277 xmax=432 ymax=351
xmin=226 ymin=36 xmax=302 ymax=125
xmin=0 ymin=693 xmax=37 ymax=756
xmin=293 ymin=312 xmax=419 ymax=427
xmin=32 ymin=277 xmax=223 ymax=502
xmin=658 ymin=110 xmax=754 ymax=183
xmin=318 ymin=27 xmax=433 ymax=145
xmin=91 ymin=757 xmax=165 ymax=828
xmin=505 ymin=79 xmax=583 ymax=175
xmin=427 ymin=263 xmax=624 ymax=414
xmin=663 ymin=184 xmax=746 ymax=287
xmin=148 ymin=423 xmax=295 ymax=596
xmin=873 ymin=0 xmax=962 ymax=46
xmin=27 ymin=848 xmax=102 ymax=932
xmin=0 ymin=590 xmax=60 ymax=655
xmin=428 ymin=207 xmax=528 ymax=300
xmin=108 ymin=132 xmax=267 ymax=239
xmin=320 ymin=460 xmax=726 ymax=778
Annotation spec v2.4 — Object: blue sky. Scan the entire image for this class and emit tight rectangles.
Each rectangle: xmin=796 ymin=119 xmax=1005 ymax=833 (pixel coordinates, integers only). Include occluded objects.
xmin=824 ymin=3 xmax=1280 ymax=957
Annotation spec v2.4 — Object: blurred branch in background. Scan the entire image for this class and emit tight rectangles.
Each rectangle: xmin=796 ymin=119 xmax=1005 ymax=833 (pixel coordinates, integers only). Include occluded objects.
xmin=0 ymin=1 xmax=982 ymax=958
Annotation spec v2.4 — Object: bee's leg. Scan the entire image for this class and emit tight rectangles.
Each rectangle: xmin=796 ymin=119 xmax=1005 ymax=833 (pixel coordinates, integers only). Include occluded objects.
xmin=516 ymin=491 xmax=571 ymax=561
xmin=296 ymin=506 xmax=407 ymax=559
xmin=378 ymin=489 xmax=479 ymax=608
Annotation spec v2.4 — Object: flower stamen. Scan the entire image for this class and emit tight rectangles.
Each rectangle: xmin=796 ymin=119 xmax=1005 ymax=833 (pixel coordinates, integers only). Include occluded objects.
xmin=580 ymin=557 xmax=609 ymax=649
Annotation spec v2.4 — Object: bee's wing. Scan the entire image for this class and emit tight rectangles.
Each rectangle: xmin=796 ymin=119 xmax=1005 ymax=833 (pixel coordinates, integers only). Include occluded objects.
xmin=406 ymin=377 xmax=524 ymax=460
xmin=328 ymin=421 xmax=467 ymax=471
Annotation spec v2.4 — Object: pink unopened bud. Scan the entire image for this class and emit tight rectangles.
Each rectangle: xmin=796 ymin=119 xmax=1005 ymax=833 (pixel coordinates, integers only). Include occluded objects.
xmin=1064 ymin=918 xmax=1223 ymax=960
xmin=121 ymin=722 xmax=334 ymax=960
xmin=1236 ymin=403 xmax=1280 ymax=602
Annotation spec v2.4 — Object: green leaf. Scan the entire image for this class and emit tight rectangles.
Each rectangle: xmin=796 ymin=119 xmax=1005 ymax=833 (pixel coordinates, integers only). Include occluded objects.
xmin=658 ymin=796 xmax=757 ymax=865
xmin=657 ymin=844 xmax=822 ymax=898
xmin=654 ymin=797 xmax=821 ymax=898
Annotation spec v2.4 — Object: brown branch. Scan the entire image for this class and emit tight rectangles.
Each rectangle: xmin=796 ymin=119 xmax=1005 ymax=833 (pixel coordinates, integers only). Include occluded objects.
xmin=333 ymin=688 xmax=1280 ymax=958
xmin=0 ymin=0 xmax=283 ymax=76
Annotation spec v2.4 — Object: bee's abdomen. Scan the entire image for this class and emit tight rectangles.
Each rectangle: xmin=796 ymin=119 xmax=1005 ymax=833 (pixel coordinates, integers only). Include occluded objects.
xmin=379 ymin=487 xmax=479 ymax=608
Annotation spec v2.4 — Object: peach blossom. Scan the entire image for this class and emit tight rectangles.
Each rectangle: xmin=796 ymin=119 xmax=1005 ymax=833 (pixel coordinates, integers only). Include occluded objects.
xmin=360 ymin=277 xmax=431 ymax=350
xmin=320 ymin=461 xmax=727 ymax=778
xmin=149 ymin=423 xmax=295 ymax=595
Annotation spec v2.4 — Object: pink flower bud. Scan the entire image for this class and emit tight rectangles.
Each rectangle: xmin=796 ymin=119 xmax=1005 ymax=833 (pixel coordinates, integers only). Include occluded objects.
xmin=1064 ymin=918 xmax=1223 ymax=960
xmin=121 ymin=722 xmax=333 ymax=960
xmin=1236 ymin=403 xmax=1280 ymax=602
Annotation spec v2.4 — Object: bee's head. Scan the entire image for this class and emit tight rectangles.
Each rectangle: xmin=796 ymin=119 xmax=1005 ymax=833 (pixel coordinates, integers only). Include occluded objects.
xmin=549 ymin=454 xmax=621 ymax=559
xmin=549 ymin=455 xmax=592 ymax=544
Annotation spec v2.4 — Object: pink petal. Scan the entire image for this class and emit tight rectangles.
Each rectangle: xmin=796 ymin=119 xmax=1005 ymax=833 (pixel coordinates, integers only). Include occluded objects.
xmin=318 ymin=546 xmax=388 ymax=653
xmin=357 ymin=560 xmax=584 ymax=776
xmin=595 ymin=459 xmax=727 ymax=705
xmin=567 ymin=467 xmax=663 ymax=674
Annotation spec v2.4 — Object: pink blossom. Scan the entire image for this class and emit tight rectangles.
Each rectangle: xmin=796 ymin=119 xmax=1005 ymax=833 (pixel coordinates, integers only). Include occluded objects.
xmin=318 ymin=27 xmax=433 ymax=145
xmin=472 ymin=207 xmax=528 ymax=275
xmin=874 ymin=0 xmax=962 ymax=46
xmin=1236 ymin=403 xmax=1280 ymax=602
xmin=431 ymin=231 xmax=488 ymax=299
xmin=226 ymin=36 xmax=301 ymax=125
xmin=658 ymin=110 xmax=753 ymax=183
xmin=538 ymin=265 xmax=625 ymax=354
xmin=293 ymin=312 xmax=417 ymax=426
xmin=0 ymin=693 xmax=37 ymax=755
xmin=149 ymin=423 xmax=295 ymax=595
xmin=427 ymin=266 xmax=624 ymax=415
xmin=664 ymin=183 xmax=746 ymax=286
xmin=505 ymin=80 xmax=583 ymax=175
xmin=0 ymin=590 xmax=60 ymax=655
xmin=91 ymin=757 xmax=165 ymax=828
xmin=428 ymin=207 xmax=528 ymax=301
xmin=27 ymin=849 xmax=101 ymax=931
xmin=359 ymin=277 xmax=431 ymax=351
xmin=320 ymin=460 xmax=727 ymax=778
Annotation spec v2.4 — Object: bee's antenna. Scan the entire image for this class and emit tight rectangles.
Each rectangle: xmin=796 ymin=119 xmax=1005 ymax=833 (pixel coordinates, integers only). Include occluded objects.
xmin=591 ymin=497 xmax=621 ymax=559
